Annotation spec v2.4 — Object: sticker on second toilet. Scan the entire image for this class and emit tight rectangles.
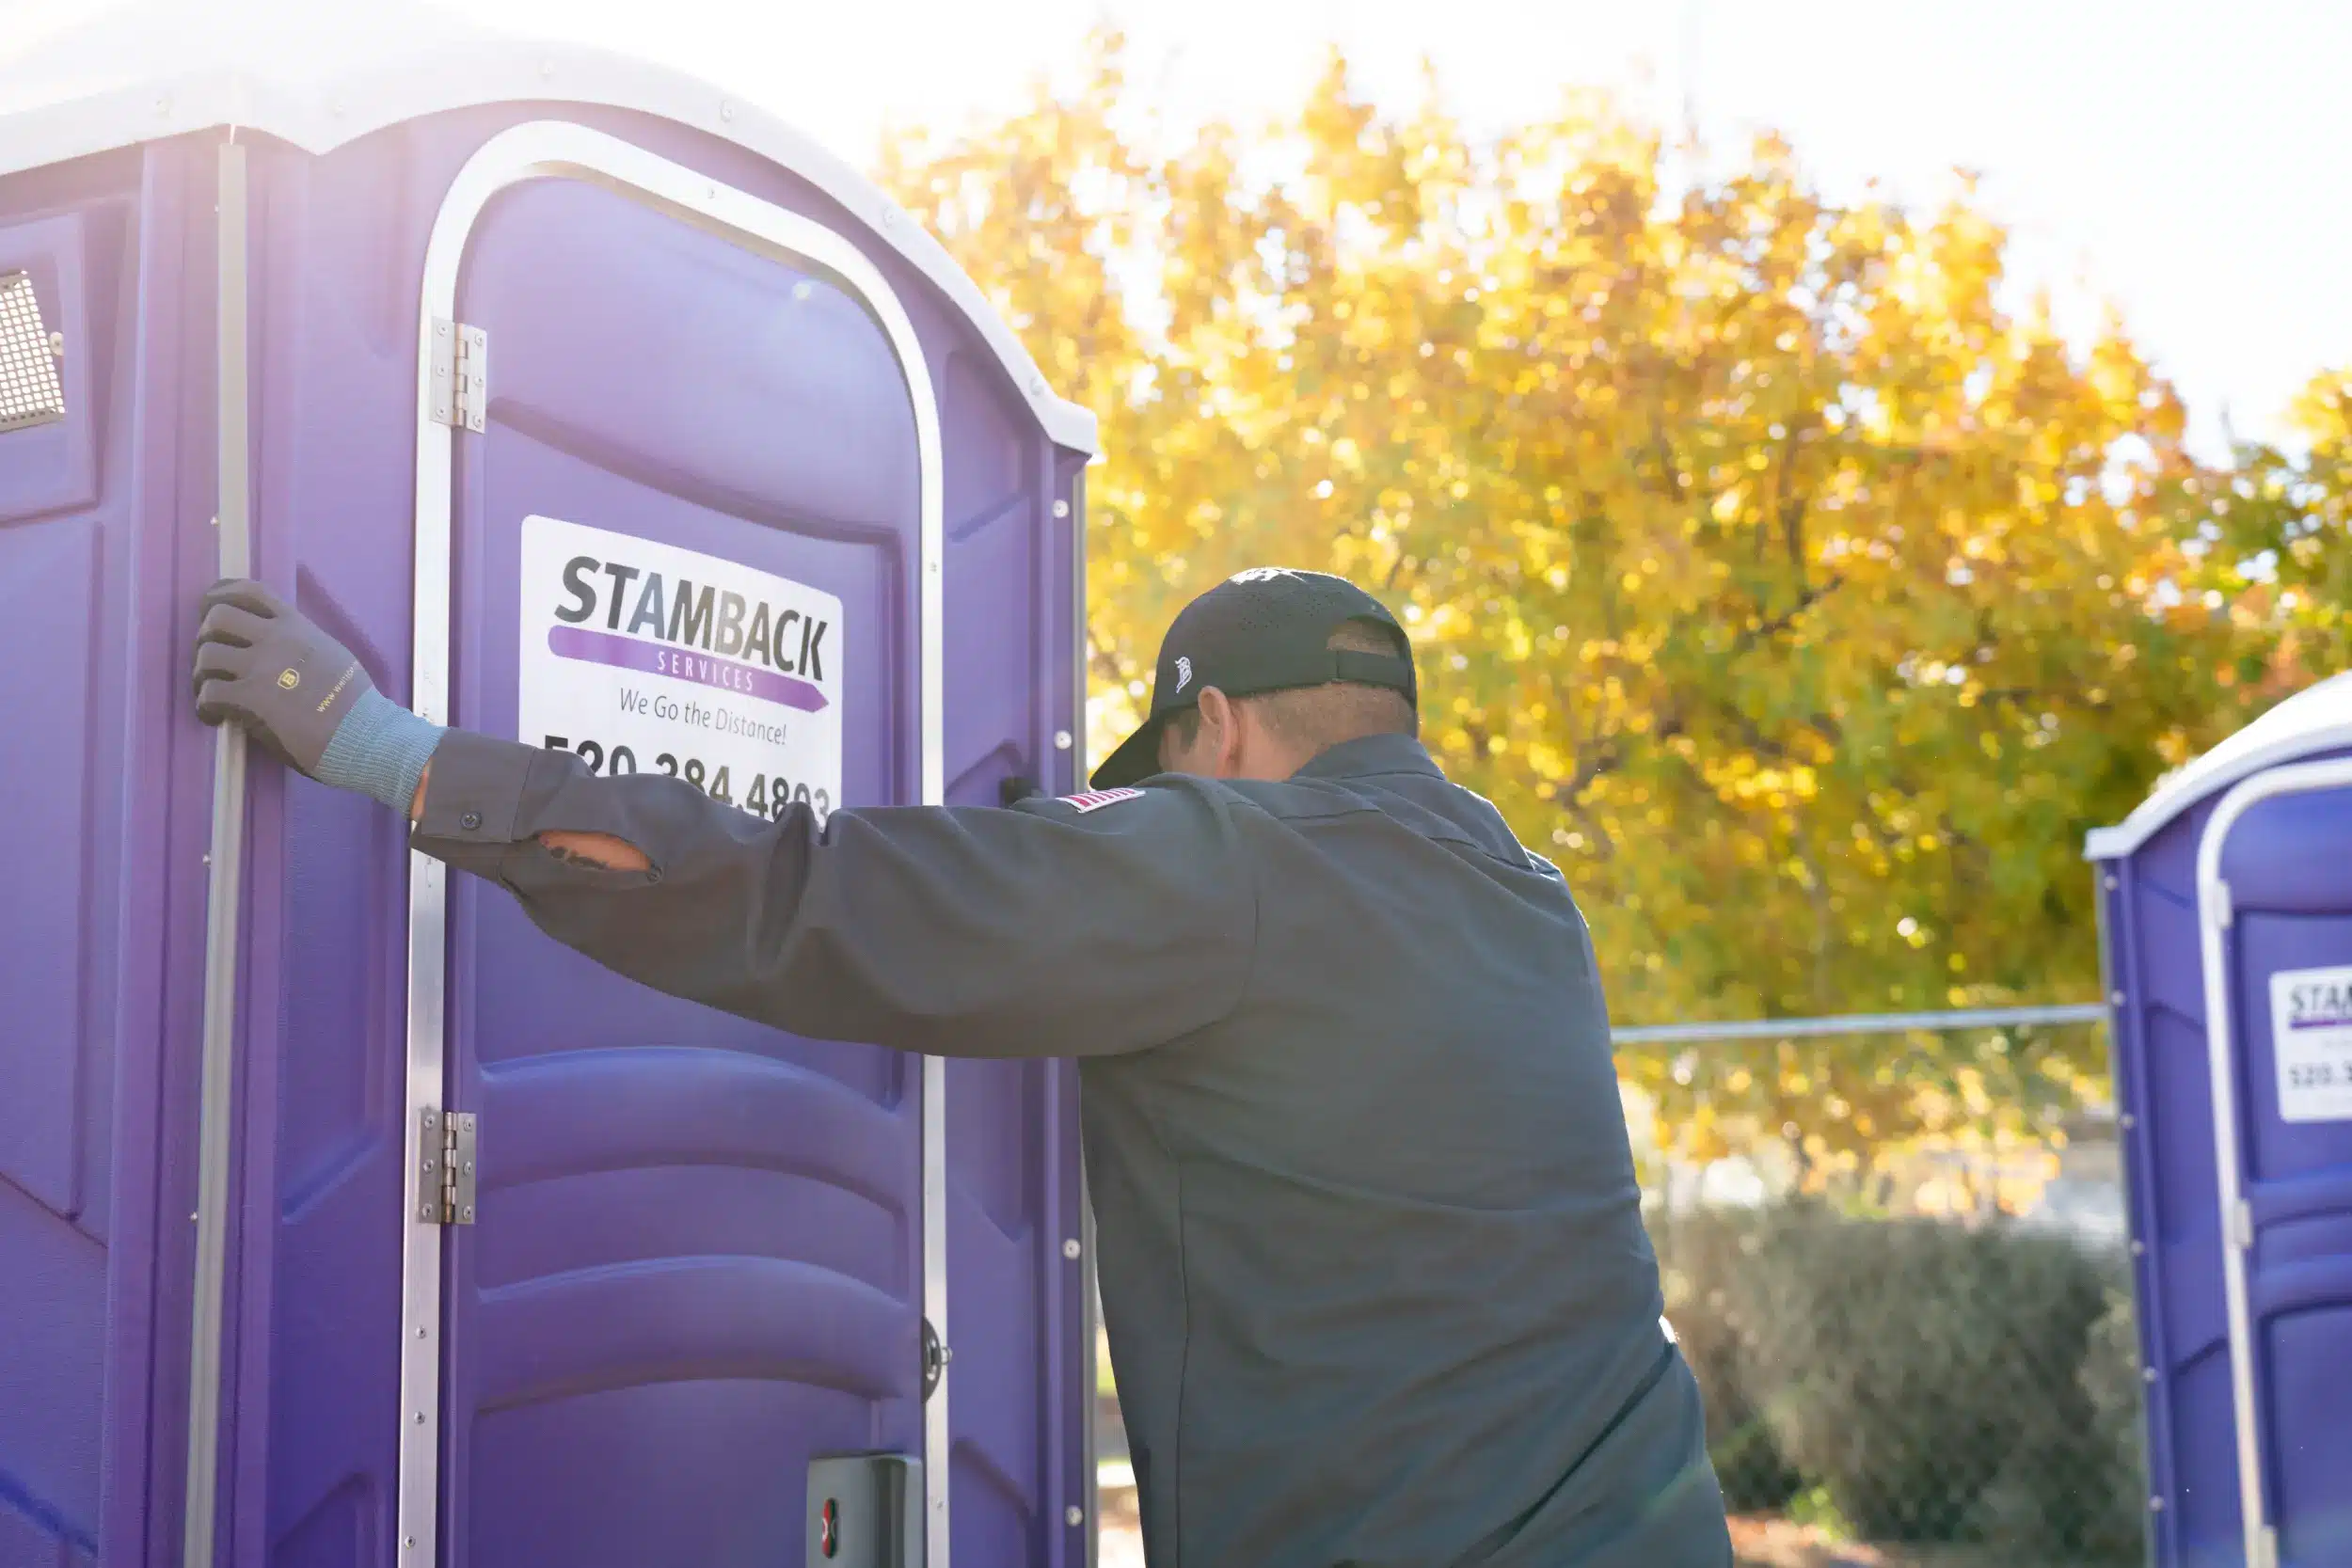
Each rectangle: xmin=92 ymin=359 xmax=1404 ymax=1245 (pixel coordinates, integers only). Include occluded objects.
xmin=2272 ymin=964 xmax=2352 ymax=1123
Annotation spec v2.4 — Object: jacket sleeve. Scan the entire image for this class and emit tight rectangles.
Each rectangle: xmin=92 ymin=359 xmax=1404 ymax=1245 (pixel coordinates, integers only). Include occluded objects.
xmin=410 ymin=729 xmax=1257 ymax=1057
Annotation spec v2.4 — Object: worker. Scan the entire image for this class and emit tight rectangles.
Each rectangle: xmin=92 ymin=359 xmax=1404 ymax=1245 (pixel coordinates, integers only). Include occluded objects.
xmin=193 ymin=564 xmax=1732 ymax=1567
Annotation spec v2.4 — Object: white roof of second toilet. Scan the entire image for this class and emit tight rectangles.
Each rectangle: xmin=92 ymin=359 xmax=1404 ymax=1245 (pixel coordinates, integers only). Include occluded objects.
xmin=2086 ymin=670 xmax=2352 ymax=859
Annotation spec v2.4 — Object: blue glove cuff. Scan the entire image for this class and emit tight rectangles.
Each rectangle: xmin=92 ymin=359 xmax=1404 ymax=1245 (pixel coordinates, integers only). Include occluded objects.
xmin=313 ymin=689 xmax=445 ymax=812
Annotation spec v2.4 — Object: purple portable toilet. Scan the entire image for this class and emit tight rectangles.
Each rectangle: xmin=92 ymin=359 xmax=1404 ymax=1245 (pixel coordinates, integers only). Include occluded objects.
xmin=0 ymin=7 xmax=1097 ymax=1567
xmin=2089 ymin=673 xmax=2352 ymax=1568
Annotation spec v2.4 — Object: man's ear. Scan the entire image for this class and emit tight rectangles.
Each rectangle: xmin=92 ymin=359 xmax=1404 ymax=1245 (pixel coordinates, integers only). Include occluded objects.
xmin=1192 ymin=688 xmax=1237 ymax=777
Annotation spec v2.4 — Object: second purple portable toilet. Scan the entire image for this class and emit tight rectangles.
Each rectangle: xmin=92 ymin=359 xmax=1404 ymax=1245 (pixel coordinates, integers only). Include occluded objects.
xmin=0 ymin=5 xmax=1096 ymax=1566
xmin=2090 ymin=673 xmax=2352 ymax=1568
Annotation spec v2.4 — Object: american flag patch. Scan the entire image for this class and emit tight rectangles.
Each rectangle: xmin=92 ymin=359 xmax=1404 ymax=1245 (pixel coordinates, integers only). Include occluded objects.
xmin=1058 ymin=787 xmax=1144 ymax=814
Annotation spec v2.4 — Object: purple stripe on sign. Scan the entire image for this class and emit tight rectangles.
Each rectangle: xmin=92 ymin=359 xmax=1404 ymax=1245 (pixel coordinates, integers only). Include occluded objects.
xmin=547 ymin=625 xmax=829 ymax=712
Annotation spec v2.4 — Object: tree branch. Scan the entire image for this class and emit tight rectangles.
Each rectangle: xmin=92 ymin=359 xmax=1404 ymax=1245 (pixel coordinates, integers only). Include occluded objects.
xmin=1086 ymin=628 xmax=1130 ymax=689
xmin=1773 ymin=417 xmax=1816 ymax=575
xmin=1732 ymin=572 xmax=1845 ymax=657
xmin=1651 ymin=408 xmax=1689 ymax=503
xmin=1562 ymin=739 xmax=1626 ymax=800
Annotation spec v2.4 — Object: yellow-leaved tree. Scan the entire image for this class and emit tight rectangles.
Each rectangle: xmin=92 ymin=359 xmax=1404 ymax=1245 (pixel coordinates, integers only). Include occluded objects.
xmin=880 ymin=38 xmax=2297 ymax=1167
xmin=2175 ymin=368 xmax=2352 ymax=687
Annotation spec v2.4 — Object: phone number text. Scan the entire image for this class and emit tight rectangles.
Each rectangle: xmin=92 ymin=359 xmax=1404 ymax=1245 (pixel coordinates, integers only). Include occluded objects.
xmin=542 ymin=733 xmax=833 ymax=824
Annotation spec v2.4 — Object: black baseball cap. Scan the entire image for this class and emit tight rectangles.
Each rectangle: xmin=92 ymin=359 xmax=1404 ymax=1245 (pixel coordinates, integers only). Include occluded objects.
xmin=1090 ymin=567 xmax=1418 ymax=789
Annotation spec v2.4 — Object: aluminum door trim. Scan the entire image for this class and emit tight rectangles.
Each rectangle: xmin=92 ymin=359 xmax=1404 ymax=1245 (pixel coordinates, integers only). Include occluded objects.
xmin=1072 ymin=467 xmax=1099 ymax=1568
xmin=403 ymin=119 xmax=947 ymax=1567
xmin=2195 ymin=754 xmax=2352 ymax=1568
xmin=184 ymin=134 xmax=252 ymax=1568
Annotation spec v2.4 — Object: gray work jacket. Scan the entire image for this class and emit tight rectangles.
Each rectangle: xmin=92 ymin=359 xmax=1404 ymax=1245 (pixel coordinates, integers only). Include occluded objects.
xmin=413 ymin=729 xmax=1731 ymax=1567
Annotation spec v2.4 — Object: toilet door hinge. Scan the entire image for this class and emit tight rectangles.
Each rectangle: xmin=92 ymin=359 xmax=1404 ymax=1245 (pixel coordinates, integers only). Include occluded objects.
xmin=429 ymin=318 xmax=487 ymax=433
xmin=417 ymin=1108 xmax=478 ymax=1226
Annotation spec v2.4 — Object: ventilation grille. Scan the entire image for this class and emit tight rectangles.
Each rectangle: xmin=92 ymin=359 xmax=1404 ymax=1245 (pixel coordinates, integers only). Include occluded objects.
xmin=0 ymin=271 xmax=64 ymax=434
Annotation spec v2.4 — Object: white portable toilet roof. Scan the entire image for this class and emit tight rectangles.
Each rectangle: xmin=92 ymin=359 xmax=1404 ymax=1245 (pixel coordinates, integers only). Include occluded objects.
xmin=0 ymin=0 xmax=1097 ymax=453
xmin=2085 ymin=670 xmax=2352 ymax=860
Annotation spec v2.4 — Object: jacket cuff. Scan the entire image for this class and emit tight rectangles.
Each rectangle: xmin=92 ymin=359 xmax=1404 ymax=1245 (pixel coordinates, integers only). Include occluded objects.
xmin=410 ymin=728 xmax=540 ymax=872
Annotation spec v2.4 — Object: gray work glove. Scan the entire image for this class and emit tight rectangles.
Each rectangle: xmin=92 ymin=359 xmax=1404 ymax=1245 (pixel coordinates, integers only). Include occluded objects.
xmin=192 ymin=578 xmax=374 ymax=772
xmin=192 ymin=578 xmax=443 ymax=809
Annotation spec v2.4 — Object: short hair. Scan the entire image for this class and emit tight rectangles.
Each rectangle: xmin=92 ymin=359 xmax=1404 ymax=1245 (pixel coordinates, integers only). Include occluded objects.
xmin=1163 ymin=618 xmax=1418 ymax=756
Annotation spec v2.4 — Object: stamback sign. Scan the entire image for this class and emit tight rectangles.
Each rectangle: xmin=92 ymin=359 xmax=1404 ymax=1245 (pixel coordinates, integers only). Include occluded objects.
xmin=516 ymin=514 xmax=844 ymax=825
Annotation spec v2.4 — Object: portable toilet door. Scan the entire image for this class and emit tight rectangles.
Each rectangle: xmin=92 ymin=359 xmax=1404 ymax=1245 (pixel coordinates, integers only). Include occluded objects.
xmin=2089 ymin=673 xmax=2352 ymax=1568
xmin=0 ymin=7 xmax=1098 ymax=1567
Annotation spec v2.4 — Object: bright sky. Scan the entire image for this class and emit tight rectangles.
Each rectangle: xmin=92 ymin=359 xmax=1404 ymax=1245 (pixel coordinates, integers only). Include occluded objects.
xmin=448 ymin=0 xmax=2352 ymax=463
xmin=13 ymin=0 xmax=2343 ymax=459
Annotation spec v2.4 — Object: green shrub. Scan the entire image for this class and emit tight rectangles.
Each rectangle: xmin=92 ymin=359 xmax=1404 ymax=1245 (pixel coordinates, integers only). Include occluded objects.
xmin=1959 ymin=1283 xmax=2145 ymax=1561
xmin=2074 ymin=1288 xmax=2153 ymax=1560
xmin=1651 ymin=1199 xmax=2145 ymax=1562
xmin=1653 ymin=1205 xmax=1802 ymax=1513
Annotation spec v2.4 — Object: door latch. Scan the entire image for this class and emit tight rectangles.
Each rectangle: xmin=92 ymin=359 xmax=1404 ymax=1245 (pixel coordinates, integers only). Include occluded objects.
xmin=920 ymin=1318 xmax=951 ymax=1400
xmin=417 ymin=1107 xmax=478 ymax=1226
